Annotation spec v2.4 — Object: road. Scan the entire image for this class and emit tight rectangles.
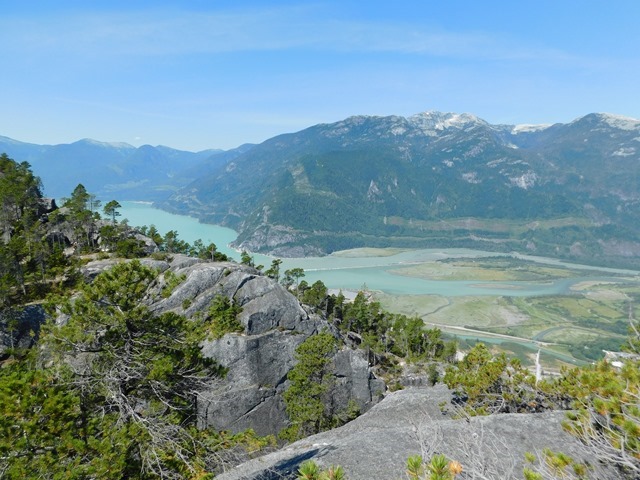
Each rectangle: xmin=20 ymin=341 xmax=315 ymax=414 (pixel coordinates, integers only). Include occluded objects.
xmin=424 ymin=322 xmax=587 ymax=366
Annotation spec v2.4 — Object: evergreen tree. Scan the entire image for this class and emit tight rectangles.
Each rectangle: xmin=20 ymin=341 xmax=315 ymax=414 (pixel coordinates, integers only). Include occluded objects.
xmin=283 ymin=332 xmax=338 ymax=440
xmin=284 ymin=267 xmax=305 ymax=296
xmin=265 ymin=258 xmax=283 ymax=281
xmin=146 ymin=224 xmax=163 ymax=247
xmin=0 ymin=154 xmax=42 ymax=229
xmin=443 ymin=344 xmax=536 ymax=415
xmin=0 ymin=154 xmax=70 ymax=304
xmin=240 ymin=250 xmax=254 ymax=267
xmin=191 ymin=239 xmax=228 ymax=261
xmin=302 ymin=280 xmax=328 ymax=310
xmin=103 ymin=199 xmax=121 ymax=224
xmin=0 ymin=350 xmax=129 ymax=478
xmin=560 ymin=318 xmax=640 ymax=477
xmin=88 ymin=193 xmax=102 ymax=219
xmin=206 ymin=294 xmax=243 ymax=339
xmin=162 ymin=229 xmax=190 ymax=254
xmin=63 ymin=184 xmax=95 ymax=250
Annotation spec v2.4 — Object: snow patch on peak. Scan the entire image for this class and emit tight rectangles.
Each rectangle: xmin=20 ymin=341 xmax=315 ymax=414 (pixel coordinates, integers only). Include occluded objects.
xmin=510 ymin=171 xmax=538 ymax=189
xmin=596 ymin=113 xmax=640 ymax=131
xmin=77 ymin=138 xmax=135 ymax=149
xmin=571 ymin=113 xmax=640 ymax=131
xmin=462 ymin=172 xmax=481 ymax=184
xmin=408 ymin=111 xmax=486 ymax=135
xmin=613 ymin=147 xmax=636 ymax=157
xmin=367 ymin=180 xmax=383 ymax=201
xmin=512 ymin=124 xmax=551 ymax=134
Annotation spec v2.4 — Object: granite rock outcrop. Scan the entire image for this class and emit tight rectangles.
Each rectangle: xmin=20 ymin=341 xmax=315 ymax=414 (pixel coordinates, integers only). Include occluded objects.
xmin=80 ymin=255 xmax=385 ymax=436
xmin=216 ymin=385 xmax=618 ymax=480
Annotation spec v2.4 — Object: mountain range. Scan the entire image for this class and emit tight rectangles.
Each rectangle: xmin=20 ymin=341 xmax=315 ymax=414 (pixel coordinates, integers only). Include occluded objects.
xmin=157 ymin=111 xmax=640 ymax=267
xmin=0 ymin=135 xmax=253 ymax=201
xmin=2 ymin=110 xmax=640 ymax=267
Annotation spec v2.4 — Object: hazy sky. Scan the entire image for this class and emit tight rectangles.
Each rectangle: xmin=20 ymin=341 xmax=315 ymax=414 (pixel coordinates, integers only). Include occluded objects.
xmin=2 ymin=1 xmax=639 ymax=151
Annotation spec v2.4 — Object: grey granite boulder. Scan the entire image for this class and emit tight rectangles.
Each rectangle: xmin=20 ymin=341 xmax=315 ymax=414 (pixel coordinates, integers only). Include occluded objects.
xmin=332 ymin=349 xmax=386 ymax=409
xmin=199 ymin=329 xmax=306 ymax=434
xmin=131 ymin=232 xmax=159 ymax=255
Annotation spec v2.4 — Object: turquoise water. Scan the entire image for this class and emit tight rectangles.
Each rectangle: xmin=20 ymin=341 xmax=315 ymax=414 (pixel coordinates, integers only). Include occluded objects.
xmin=119 ymin=201 xmax=239 ymax=257
xmin=119 ymin=201 xmax=640 ymax=298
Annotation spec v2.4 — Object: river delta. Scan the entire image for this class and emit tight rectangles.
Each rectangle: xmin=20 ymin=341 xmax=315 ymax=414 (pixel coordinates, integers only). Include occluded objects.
xmin=120 ymin=201 xmax=640 ymax=369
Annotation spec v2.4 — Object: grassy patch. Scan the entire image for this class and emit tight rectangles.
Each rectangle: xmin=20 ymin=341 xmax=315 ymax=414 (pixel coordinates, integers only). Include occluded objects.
xmin=376 ymin=293 xmax=449 ymax=318
xmin=421 ymin=296 xmax=521 ymax=328
xmin=389 ymin=256 xmax=594 ymax=282
xmin=385 ymin=216 xmax=592 ymax=233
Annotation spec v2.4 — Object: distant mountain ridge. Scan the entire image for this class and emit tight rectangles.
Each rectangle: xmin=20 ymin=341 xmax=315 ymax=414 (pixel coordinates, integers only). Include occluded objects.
xmin=0 ymin=135 xmax=253 ymax=201
xmin=158 ymin=111 xmax=640 ymax=267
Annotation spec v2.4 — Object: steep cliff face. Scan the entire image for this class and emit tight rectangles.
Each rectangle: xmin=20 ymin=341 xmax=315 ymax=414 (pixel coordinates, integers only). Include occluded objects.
xmin=82 ymin=255 xmax=385 ymax=436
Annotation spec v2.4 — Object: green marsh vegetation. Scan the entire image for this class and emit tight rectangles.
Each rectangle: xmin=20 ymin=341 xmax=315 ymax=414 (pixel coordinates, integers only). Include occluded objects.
xmin=389 ymin=256 xmax=602 ymax=282
xmin=376 ymin=255 xmax=640 ymax=366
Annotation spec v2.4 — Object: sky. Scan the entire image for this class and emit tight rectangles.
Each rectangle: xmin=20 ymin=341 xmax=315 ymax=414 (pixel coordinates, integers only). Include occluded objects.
xmin=1 ymin=1 xmax=639 ymax=151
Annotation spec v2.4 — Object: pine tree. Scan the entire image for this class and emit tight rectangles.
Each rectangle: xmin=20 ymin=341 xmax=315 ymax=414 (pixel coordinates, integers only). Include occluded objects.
xmin=63 ymin=184 xmax=95 ymax=250
xmin=283 ymin=332 xmax=338 ymax=440
xmin=102 ymin=199 xmax=121 ymax=224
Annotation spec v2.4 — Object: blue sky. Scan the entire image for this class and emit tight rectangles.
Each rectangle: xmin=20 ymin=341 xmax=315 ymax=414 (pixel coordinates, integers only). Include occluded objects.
xmin=1 ymin=1 xmax=639 ymax=151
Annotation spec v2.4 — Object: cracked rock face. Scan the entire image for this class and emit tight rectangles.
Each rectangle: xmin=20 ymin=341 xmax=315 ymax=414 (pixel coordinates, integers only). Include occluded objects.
xmin=83 ymin=255 xmax=385 ymax=436
xmin=199 ymin=329 xmax=305 ymax=434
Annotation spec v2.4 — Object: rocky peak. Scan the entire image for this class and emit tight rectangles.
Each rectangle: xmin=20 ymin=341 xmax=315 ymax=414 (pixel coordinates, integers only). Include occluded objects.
xmin=81 ymin=255 xmax=385 ymax=436
xmin=569 ymin=112 xmax=640 ymax=131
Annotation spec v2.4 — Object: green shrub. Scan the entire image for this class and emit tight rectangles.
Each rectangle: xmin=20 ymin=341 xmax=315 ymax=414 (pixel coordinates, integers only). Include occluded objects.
xmin=161 ymin=270 xmax=186 ymax=298
xmin=406 ymin=454 xmax=463 ymax=480
xmin=297 ymin=460 xmax=345 ymax=480
xmin=427 ymin=363 xmax=440 ymax=386
xmin=206 ymin=295 xmax=243 ymax=339
xmin=151 ymin=251 xmax=172 ymax=261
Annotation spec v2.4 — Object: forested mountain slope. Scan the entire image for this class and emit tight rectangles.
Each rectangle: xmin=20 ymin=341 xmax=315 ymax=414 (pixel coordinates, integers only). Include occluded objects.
xmin=160 ymin=111 xmax=640 ymax=267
